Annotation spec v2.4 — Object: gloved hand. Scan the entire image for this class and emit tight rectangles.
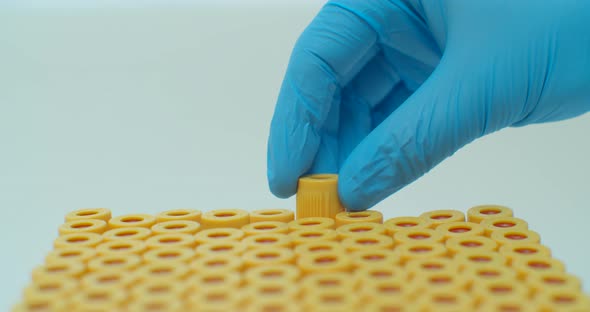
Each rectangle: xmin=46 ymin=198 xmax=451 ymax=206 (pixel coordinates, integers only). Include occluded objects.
xmin=267 ymin=0 xmax=590 ymax=211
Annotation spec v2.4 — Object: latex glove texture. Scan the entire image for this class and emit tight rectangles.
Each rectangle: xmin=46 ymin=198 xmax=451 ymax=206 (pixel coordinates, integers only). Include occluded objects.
xmin=267 ymin=0 xmax=590 ymax=211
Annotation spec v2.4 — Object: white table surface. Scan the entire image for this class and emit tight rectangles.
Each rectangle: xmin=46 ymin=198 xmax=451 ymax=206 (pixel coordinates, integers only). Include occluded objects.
xmin=1 ymin=3 xmax=589 ymax=309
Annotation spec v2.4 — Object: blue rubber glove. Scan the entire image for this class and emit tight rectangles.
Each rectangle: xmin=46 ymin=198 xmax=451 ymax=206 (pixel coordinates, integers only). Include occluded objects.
xmin=267 ymin=1 xmax=590 ymax=211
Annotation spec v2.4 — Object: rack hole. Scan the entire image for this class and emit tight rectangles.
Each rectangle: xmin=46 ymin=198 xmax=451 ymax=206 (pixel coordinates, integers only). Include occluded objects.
xmin=214 ymin=212 xmax=236 ymax=218
xmin=71 ymin=222 xmax=93 ymax=229
xmin=77 ymin=211 xmax=98 ymax=216
xmin=121 ymin=217 xmax=144 ymax=223
xmin=494 ymin=222 xmax=515 ymax=228
xmin=431 ymin=214 xmax=451 ymax=220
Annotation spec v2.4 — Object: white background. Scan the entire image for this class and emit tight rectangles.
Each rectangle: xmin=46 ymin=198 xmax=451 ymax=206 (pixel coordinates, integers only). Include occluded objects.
xmin=1 ymin=1 xmax=589 ymax=309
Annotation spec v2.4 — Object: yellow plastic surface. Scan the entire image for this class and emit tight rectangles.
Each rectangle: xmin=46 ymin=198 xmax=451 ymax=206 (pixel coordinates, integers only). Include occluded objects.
xmin=334 ymin=210 xmax=383 ymax=227
xmin=241 ymin=221 xmax=289 ymax=236
xmin=108 ymin=214 xmax=157 ymax=229
xmin=383 ymin=216 xmax=433 ymax=236
xmin=102 ymin=227 xmax=152 ymax=241
xmin=45 ymin=246 xmax=97 ymax=264
xmin=419 ymin=209 xmax=465 ymax=227
xmin=445 ymin=235 xmax=498 ymax=255
xmin=58 ymin=219 xmax=108 ymax=235
xmin=156 ymin=209 xmax=201 ymax=223
xmin=467 ymin=205 xmax=513 ymax=223
xmin=87 ymin=254 xmax=142 ymax=272
xmin=142 ymin=246 xmax=196 ymax=264
xmin=481 ymin=216 xmax=529 ymax=236
xmin=15 ymin=204 xmax=590 ymax=311
xmin=65 ymin=208 xmax=112 ymax=222
xmin=435 ymin=221 xmax=485 ymax=240
xmin=288 ymin=217 xmax=335 ymax=231
xmin=296 ymin=174 xmax=344 ymax=219
xmin=335 ymin=222 xmax=386 ymax=239
xmin=242 ymin=233 xmax=293 ymax=249
xmin=249 ymin=209 xmax=294 ymax=223
xmin=151 ymin=220 xmax=201 ymax=235
xmin=200 ymin=209 xmax=249 ymax=230
xmin=499 ymin=242 xmax=552 ymax=265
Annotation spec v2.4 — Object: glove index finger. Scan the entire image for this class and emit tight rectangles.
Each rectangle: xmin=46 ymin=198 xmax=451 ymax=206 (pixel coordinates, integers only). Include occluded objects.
xmin=267 ymin=2 xmax=379 ymax=199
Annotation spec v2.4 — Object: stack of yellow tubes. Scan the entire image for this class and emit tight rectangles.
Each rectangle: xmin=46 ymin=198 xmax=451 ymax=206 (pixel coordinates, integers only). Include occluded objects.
xmin=12 ymin=175 xmax=590 ymax=312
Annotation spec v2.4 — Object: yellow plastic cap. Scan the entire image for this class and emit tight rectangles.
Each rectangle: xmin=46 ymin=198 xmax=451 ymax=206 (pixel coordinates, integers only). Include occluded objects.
xmin=445 ymin=235 xmax=498 ymax=255
xmin=54 ymin=232 xmax=103 ymax=249
xmin=31 ymin=260 xmax=85 ymax=282
xmin=71 ymin=287 xmax=126 ymax=311
xmin=416 ymin=290 xmax=474 ymax=312
xmin=490 ymin=229 xmax=541 ymax=246
xmin=301 ymin=272 xmax=355 ymax=295
xmin=95 ymin=239 xmax=146 ymax=256
xmin=87 ymin=254 xmax=142 ymax=272
xmin=245 ymin=281 xmax=299 ymax=303
xmin=65 ymin=208 xmax=112 ymax=222
xmin=393 ymin=228 xmax=444 ymax=245
xmin=526 ymin=271 xmax=582 ymax=295
xmin=303 ymin=288 xmax=358 ymax=312
xmin=334 ymin=210 xmax=383 ymax=227
xmin=454 ymin=251 xmax=507 ymax=271
xmin=108 ymin=214 xmax=157 ymax=229
xmin=250 ymin=209 xmax=294 ymax=223
xmin=23 ymin=276 xmax=77 ymax=302
xmin=481 ymin=216 xmax=529 ymax=236
xmin=435 ymin=221 xmax=485 ymax=240
xmin=296 ymin=174 xmax=345 ymax=219
xmin=294 ymin=241 xmax=345 ymax=256
xmin=194 ymin=241 xmax=246 ymax=257
xmin=335 ymin=222 xmax=386 ymax=239
xmin=145 ymin=233 xmax=197 ymax=249
xmin=383 ymin=216 xmax=433 ymax=236
xmin=188 ymin=270 xmax=242 ymax=292
xmin=200 ymin=209 xmax=249 ymax=230
xmin=499 ymin=243 xmax=552 ymax=265
xmin=241 ymin=221 xmax=289 ymax=236
xmin=45 ymin=246 xmax=97 ymax=264
xmin=405 ymin=258 xmax=458 ymax=280
xmin=354 ymin=265 xmax=407 ymax=287
xmin=244 ymin=264 xmax=300 ymax=284
xmin=242 ymin=247 xmax=295 ymax=269
xmin=58 ymin=219 xmax=108 ymax=235
xmin=419 ymin=210 xmax=465 ymax=227
xmin=409 ymin=270 xmax=468 ymax=297
xmin=288 ymin=217 xmax=335 ymax=231
xmin=242 ymin=233 xmax=293 ymax=249
xmin=194 ymin=228 xmax=245 ymax=244
xmin=340 ymin=233 xmax=394 ymax=252
xmin=351 ymin=249 xmax=401 ymax=268
xmin=478 ymin=297 xmax=538 ymax=312
xmin=190 ymin=255 xmax=243 ymax=273
xmin=156 ymin=209 xmax=201 ymax=223
xmin=135 ymin=262 xmax=190 ymax=281
xmin=472 ymin=277 xmax=529 ymax=305
xmin=102 ymin=227 xmax=152 ymax=241
xmin=396 ymin=242 xmax=447 ymax=264
xmin=143 ymin=246 xmax=196 ymax=264
xmin=512 ymin=256 xmax=565 ymax=280
xmin=462 ymin=264 xmax=517 ymax=287
xmin=81 ymin=270 xmax=134 ymax=290
xmin=151 ymin=220 xmax=201 ymax=235
xmin=534 ymin=289 xmax=590 ymax=311
xmin=297 ymin=251 xmax=352 ymax=275
xmin=467 ymin=205 xmax=513 ymax=223
xmin=289 ymin=229 xmax=338 ymax=246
